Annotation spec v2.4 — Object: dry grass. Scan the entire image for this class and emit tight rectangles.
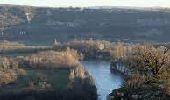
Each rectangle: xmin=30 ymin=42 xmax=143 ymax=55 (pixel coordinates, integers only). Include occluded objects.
xmin=21 ymin=49 xmax=81 ymax=69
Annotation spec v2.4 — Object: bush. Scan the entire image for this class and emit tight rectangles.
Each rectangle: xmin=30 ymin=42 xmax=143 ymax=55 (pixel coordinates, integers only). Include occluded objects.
xmin=0 ymin=57 xmax=26 ymax=85
xmin=20 ymin=50 xmax=81 ymax=69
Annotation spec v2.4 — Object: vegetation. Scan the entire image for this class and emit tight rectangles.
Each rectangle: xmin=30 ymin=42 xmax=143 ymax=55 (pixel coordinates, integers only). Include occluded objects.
xmin=110 ymin=43 xmax=170 ymax=99
xmin=0 ymin=49 xmax=97 ymax=100
xmin=54 ymin=39 xmax=113 ymax=60
xmin=0 ymin=40 xmax=52 ymax=57
xmin=1 ymin=4 xmax=170 ymax=100
xmin=19 ymin=49 xmax=81 ymax=69
xmin=0 ymin=57 xmax=26 ymax=85
xmin=0 ymin=40 xmax=26 ymax=51
xmin=65 ymin=39 xmax=113 ymax=51
xmin=1 ymin=5 xmax=170 ymax=44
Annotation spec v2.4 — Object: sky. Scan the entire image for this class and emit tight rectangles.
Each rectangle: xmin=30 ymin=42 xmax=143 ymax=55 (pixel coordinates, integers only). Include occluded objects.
xmin=0 ymin=0 xmax=170 ymax=8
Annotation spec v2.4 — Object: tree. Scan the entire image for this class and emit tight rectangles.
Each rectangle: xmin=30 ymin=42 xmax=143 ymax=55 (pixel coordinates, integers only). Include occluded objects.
xmin=124 ymin=45 xmax=169 ymax=77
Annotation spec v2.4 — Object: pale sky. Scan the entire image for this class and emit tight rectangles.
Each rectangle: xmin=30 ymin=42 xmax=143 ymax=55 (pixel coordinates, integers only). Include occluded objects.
xmin=0 ymin=0 xmax=170 ymax=8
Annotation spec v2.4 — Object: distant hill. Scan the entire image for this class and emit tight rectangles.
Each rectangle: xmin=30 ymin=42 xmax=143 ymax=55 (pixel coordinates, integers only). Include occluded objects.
xmin=0 ymin=4 xmax=170 ymax=45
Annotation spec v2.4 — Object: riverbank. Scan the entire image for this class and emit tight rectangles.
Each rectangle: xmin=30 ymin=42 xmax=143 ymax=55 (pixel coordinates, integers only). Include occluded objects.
xmin=109 ymin=61 xmax=170 ymax=100
xmin=0 ymin=50 xmax=97 ymax=100
xmin=109 ymin=44 xmax=170 ymax=100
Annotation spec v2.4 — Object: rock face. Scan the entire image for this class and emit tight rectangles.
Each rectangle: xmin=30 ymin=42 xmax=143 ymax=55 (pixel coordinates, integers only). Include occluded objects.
xmin=110 ymin=60 xmax=131 ymax=76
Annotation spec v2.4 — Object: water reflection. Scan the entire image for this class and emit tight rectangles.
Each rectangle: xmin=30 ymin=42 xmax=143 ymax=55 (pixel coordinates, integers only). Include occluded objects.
xmin=81 ymin=61 xmax=124 ymax=100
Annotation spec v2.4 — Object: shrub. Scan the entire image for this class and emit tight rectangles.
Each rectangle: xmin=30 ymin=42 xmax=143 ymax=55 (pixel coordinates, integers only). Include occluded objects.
xmin=0 ymin=57 xmax=26 ymax=85
xmin=21 ymin=50 xmax=81 ymax=69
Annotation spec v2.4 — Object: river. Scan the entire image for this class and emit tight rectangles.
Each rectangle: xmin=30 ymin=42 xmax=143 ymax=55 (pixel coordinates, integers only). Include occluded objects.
xmin=81 ymin=61 xmax=124 ymax=100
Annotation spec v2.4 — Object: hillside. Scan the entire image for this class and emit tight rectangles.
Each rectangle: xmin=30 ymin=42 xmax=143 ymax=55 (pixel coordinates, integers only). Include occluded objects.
xmin=0 ymin=5 xmax=170 ymax=45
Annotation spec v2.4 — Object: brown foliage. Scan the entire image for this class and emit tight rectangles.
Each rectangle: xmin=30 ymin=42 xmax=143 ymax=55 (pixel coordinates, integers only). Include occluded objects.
xmin=69 ymin=66 xmax=86 ymax=80
xmin=0 ymin=70 xmax=17 ymax=85
xmin=125 ymin=74 xmax=149 ymax=89
xmin=65 ymin=39 xmax=112 ymax=52
xmin=0 ymin=40 xmax=26 ymax=51
xmin=0 ymin=57 xmax=26 ymax=85
xmin=121 ymin=44 xmax=170 ymax=95
xmin=124 ymin=45 xmax=170 ymax=77
xmin=22 ymin=50 xmax=81 ymax=69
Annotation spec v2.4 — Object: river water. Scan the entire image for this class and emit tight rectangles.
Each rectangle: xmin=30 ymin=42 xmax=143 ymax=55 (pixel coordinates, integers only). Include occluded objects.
xmin=81 ymin=61 xmax=124 ymax=100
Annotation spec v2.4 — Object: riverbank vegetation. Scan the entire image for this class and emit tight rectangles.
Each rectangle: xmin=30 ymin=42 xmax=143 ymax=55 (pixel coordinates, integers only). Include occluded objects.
xmin=0 ymin=57 xmax=26 ymax=85
xmin=0 ymin=40 xmax=51 ymax=56
xmin=53 ymin=39 xmax=113 ymax=60
xmin=0 ymin=40 xmax=26 ymax=51
xmin=110 ymin=43 xmax=170 ymax=99
xmin=0 ymin=49 xmax=97 ymax=100
xmin=1 ymin=40 xmax=170 ymax=99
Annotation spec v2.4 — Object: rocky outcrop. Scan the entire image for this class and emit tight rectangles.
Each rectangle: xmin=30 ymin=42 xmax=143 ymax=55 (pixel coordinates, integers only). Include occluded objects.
xmin=110 ymin=60 xmax=130 ymax=75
